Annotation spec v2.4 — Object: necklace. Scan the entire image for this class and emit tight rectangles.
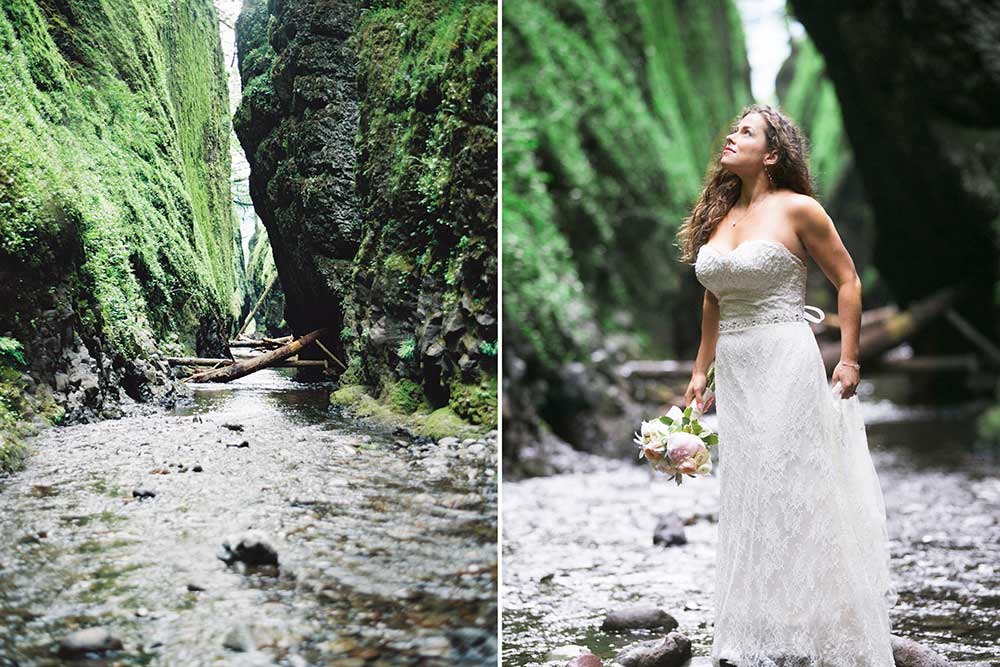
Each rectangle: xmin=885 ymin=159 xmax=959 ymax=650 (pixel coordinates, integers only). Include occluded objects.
xmin=729 ymin=195 xmax=766 ymax=227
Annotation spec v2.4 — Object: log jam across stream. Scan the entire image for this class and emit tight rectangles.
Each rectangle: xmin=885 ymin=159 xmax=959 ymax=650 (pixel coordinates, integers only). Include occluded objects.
xmin=0 ymin=368 xmax=497 ymax=665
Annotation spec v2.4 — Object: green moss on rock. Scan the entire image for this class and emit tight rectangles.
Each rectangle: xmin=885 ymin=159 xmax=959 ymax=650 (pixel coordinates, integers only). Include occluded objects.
xmin=448 ymin=373 xmax=497 ymax=427
xmin=0 ymin=0 xmax=242 ymax=367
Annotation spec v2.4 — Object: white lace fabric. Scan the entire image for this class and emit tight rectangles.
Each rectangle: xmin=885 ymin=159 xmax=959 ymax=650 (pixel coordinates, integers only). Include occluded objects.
xmin=695 ymin=239 xmax=897 ymax=667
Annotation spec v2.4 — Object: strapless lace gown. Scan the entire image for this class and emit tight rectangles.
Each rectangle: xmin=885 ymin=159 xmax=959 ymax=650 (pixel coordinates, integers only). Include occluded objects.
xmin=694 ymin=239 xmax=898 ymax=667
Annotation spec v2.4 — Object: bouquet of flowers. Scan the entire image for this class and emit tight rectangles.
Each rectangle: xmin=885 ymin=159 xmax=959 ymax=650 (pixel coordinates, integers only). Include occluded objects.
xmin=633 ymin=365 xmax=717 ymax=485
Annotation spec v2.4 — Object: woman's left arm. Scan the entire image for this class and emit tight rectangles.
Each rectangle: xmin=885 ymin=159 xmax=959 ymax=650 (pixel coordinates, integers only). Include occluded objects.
xmin=788 ymin=194 xmax=863 ymax=399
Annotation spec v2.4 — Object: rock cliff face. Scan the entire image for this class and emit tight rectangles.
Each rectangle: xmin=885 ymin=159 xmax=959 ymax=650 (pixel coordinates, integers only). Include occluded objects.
xmin=235 ymin=0 xmax=498 ymax=426
xmin=789 ymin=0 xmax=1000 ymax=348
xmin=0 ymin=0 xmax=241 ymax=441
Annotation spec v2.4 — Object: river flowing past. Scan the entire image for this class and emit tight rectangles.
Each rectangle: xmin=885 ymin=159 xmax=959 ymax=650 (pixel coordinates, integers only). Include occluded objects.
xmin=0 ymin=369 xmax=497 ymax=665
xmin=502 ymin=392 xmax=999 ymax=666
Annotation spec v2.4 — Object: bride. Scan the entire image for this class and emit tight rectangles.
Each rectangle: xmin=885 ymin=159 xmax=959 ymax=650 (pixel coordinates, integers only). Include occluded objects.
xmin=675 ymin=104 xmax=898 ymax=666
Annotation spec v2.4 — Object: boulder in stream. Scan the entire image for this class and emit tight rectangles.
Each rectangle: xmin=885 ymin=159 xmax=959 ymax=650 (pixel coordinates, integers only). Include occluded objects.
xmin=614 ymin=631 xmax=691 ymax=667
xmin=601 ymin=605 xmax=678 ymax=632
xmin=57 ymin=627 xmax=123 ymax=657
xmin=217 ymin=531 xmax=279 ymax=567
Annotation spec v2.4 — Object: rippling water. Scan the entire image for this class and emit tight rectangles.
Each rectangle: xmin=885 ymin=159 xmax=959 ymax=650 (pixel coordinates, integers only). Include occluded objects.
xmin=0 ymin=369 xmax=497 ymax=665
xmin=502 ymin=386 xmax=1000 ymax=665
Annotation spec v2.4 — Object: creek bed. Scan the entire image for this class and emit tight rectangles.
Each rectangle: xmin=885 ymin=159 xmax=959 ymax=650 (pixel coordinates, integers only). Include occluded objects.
xmin=502 ymin=386 xmax=999 ymax=665
xmin=0 ymin=368 xmax=497 ymax=666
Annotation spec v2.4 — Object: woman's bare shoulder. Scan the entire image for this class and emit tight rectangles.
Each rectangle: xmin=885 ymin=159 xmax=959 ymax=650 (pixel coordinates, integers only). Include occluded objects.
xmin=776 ymin=191 xmax=832 ymax=232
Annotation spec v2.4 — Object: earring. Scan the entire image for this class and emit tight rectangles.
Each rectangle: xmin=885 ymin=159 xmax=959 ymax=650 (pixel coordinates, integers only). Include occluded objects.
xmin=764 ymin=161 xmax=774 ymax=185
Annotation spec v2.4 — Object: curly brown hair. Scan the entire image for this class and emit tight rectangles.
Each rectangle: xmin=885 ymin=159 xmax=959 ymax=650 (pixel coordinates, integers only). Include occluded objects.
xmin=675 ymin=104 xmax=815 ymax=264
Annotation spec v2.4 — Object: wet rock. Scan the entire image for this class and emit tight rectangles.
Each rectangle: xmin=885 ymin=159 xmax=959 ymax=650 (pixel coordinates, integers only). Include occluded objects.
xmin=614 ymin=632 xmax=691 ymax=667
xmin=567 ymin=652 xmax=602 ymax=667
xmin=226 ymin=440 xmax=250 ymax=448
xmin=132 ymin=487 xmax=157 ymax=500
xmin=652 ymin=512 xmax=687 ymax=547
xmin=601 ymin=605 xmax=678 ymax=632
xmin=187 ymin=581 xmax=208 ymax=592
xmin=218 ymin=531 xmax=279 ymax=567
xmin=438 ymin=436 xmax=461 ymax=448
xmin=57 ymin=627 xmax=123 ymax=657
xmin=548 ymin=645 xmax=589 ymax=661
xmin=447 ymin=627 xmax=497 ymax=665
xmin=890 ymin=634 xmax=950 ymax=667
xmin=222 ymin=423 xmax=245 ymax=432
xmin=193 ymin=465 xmax=203 ymax=472
xmin=223 ymin=624 xmax=253 ymax=652
xmin=416 ymin=635 xmax=452 ymax=658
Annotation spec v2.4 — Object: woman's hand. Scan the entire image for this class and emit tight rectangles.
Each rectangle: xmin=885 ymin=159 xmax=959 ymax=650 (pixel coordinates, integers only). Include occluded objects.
xmin=685 ymin=371 xmax=713 ymax=412
xmin=831 ymin=362 xmax=859 ymax=399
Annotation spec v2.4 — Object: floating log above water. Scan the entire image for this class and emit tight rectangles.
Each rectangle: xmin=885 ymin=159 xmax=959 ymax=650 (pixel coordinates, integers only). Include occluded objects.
xmin=187 ymin=328 xmax=327 ymax=383
xmin=168 ymin=357 xmax=326 ymax=368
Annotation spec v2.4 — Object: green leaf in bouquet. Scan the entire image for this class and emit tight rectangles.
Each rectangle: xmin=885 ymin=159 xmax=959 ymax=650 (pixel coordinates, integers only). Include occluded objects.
xmin=683 ymin=405 xmax=692 ymax=419
xmin=705 ymin=433 xmax=719 ymax=446
xmin=691 ymin=421 xmax=703 ymax=434
xmin=659 ymin=416 xmax=673 ymax=425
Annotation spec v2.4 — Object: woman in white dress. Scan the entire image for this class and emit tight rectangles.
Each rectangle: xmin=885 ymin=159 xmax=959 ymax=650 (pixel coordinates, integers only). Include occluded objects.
xmin=675 ymin=104 xmax=898 ymax=667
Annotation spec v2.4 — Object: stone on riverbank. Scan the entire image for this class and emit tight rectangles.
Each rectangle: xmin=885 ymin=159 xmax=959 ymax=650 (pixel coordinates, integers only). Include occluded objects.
xmin=614 ymin=632 xmax=691 ymax=667
xmin=218 ymin=531 xmax=279 ymax=567
xmin=132 ymin=487 xmax=156 ymax=500
xmin=601 ymin=606 xmax=678 ymax=632
xmin=652 ymin=512 xmax=687 ymax=547
xmin=566 ymin=652 xmax=603 ymax=667
xmin=57 ymin=627 xmax=123 ymax=657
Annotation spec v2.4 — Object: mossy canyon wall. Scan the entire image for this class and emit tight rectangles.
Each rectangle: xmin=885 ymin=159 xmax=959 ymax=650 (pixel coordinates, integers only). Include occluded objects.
xmin=234 ymin=0 xmax=498 ymax=428
xmin=0 ymin=0 xmax=241 ymax=464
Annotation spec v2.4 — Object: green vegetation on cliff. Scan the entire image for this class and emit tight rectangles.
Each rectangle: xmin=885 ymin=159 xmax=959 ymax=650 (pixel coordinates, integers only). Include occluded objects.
xmin=0 ymin=0 xmax=242 ymax=469
xmin=0 ymin=0 xmax=241 ymax=357
xmin=235 ymin=0 xmax=498 ymax=431
xmin=349 ymin=0 xmax=498 ymax=428
xmin=502 ymin=0 xmax=751 ymax=366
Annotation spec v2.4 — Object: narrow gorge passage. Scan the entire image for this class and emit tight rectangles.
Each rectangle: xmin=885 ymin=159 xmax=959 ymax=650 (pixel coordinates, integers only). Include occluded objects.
xmin=0 ymin=0 xmax=499 ymax=664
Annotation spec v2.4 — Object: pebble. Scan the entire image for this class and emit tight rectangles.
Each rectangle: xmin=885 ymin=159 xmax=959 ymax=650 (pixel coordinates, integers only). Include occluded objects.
xmin=615 ymin=632 xmax=691 ymax=667
xmin=218 ymin=531 xmax=280 ymax=567
xmin=57 ymin=627 xmax=123 ymax=657
xmin=132 ymin=487 xmax=157 ymax=500
xmin=652 ymin=512 xmax=687 ymax=547
xmin=602 ymin=606 xmax=678 ymax=632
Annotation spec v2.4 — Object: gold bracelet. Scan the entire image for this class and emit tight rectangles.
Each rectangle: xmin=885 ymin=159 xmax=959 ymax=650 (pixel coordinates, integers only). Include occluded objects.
xmin=837 ymin=361 xmax=860 ymax=370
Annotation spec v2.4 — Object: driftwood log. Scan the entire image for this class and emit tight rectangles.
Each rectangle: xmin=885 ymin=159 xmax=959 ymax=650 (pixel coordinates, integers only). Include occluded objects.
xmin=187 ymin=328 xmax=327 ymax=383
xmin=168 ymin=357 xmax=325 ymax=368
xmin=818 ymin=286 xmax=958 ymax=372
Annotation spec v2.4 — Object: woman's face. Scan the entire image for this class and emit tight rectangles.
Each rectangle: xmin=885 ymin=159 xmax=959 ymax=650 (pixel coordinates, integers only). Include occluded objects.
xmin=719 ymin=112 xmax=773 ymax=174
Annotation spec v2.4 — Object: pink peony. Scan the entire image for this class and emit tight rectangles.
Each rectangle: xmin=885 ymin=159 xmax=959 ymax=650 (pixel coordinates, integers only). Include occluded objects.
xmin=667 ymin=432 xmax=707 ymax=464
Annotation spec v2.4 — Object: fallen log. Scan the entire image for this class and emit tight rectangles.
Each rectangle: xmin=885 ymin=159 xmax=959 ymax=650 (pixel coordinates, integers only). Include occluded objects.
xmin=188 ymin=328 xmax=327 ymax=383
xmin=168 ymin=357 xmax=326 ymax=368
xmin=819 ymin=286 xmax=959 ymax=372
xmin=815 ymin=304 xmax=899 ymax=338
xmin=235 ymin=275 xmax=277 ymax=338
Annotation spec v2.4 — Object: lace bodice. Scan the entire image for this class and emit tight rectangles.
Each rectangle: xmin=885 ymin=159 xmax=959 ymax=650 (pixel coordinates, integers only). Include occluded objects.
xmin=694 ymin=239 xmax=823 ymax=333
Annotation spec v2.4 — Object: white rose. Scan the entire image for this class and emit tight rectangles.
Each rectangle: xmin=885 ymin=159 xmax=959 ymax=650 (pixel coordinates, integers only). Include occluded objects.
xmin=665 ymin=405 xmax=685 ymax=423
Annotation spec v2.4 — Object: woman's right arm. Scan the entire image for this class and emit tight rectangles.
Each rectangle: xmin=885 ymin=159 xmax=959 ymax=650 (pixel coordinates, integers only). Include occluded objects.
xmin=685 ymin=288 xmax=720 ymax=410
